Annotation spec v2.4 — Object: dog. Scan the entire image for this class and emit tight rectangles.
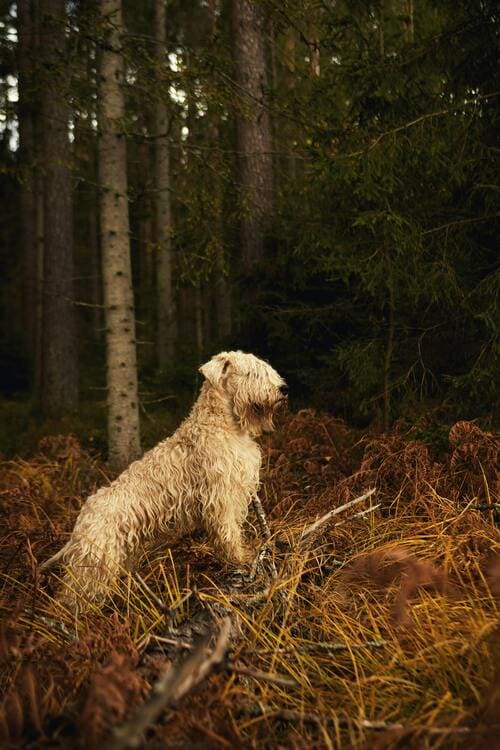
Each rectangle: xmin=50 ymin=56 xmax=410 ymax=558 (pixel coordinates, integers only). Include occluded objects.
xmin=40 ymin=351 xmax=288 ymax=604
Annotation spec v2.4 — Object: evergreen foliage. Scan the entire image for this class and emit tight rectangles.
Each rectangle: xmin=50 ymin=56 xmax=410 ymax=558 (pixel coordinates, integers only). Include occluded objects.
xmin=0 ymin=0 xmax=498 ymax=441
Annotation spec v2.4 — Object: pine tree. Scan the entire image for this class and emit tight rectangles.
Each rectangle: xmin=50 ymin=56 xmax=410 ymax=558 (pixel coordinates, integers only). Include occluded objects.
xmin=39 ymin=0 xmax=79 ymax=416
xmin=231 ymin=0 xmax=274 ymax=272
xmin=154 ymin=0 xmax=176 ymax=368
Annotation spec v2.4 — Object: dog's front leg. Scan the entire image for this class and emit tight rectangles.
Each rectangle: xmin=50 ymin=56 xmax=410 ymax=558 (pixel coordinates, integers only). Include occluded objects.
xmin=204 ymin=504 xmax=254 ymax=569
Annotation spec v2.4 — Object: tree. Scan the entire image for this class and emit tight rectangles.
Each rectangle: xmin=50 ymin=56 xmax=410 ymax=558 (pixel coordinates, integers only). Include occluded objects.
xmin=39 ymin=0 xmax=79 ymax=415
xmin=154 ymin=0 xmax=176 ymax=368
xmin=17 ymin=0 xmax=37 ymax=362
xmin=231 ymin=0 xmax=274 ymax=272
xmin=98 ymin=0 xmax=141 ymax=470
xmin=208 ymin=0 xmax=232 ymax=341
xmin=255 ymin=0 xmax=499 ymax=424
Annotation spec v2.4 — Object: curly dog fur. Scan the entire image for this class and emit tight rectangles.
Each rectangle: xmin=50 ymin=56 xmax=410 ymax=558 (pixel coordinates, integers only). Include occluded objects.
xmin=41 ymin=351 xmax=287 ymax=604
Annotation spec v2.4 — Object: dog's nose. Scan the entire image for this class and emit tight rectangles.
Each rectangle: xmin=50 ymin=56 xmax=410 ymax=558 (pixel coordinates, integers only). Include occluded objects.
xmin=279 ymin=384 xmax=289 ymax=396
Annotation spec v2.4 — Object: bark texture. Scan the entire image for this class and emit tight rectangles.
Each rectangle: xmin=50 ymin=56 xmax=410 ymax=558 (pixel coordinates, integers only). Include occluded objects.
xmin=98 ymin=0 xmax=141 ymax=470
xmin=17 ymin=0 xmax=38 ymax=358
xmin=213 ymin=229 xmax=232 ymax=340
xmin=40 ymin=0 xmax=79 ymax=415
xmin=208 ymin=1 xmax=232 ymax=339
xmin=154 ymin=0 xmax=176 ymax=367
xmin=231 ymin=0 xmax=274 ymax=272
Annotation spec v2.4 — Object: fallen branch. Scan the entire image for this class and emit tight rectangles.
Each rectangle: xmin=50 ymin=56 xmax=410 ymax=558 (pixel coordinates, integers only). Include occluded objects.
xmin=105 ymin=617 xmax=231 ymax=750
xmin=240 ymin=704 xmax=477 ymax=735
xmin=303 ymin=638 xmax=387 ymax=653
xmin=226 ymin=663 xmax=298 ymax=689
xmin=351 ymin=503 xmax=381 ymax=519
xmin=252 ymin=639 xmax=387 ymax=655
xmin=300 ymin=489 xmax=376 ymax=541
xmin=251 ymin=494 xmax=279 ymax=580
xmin=140 ymin=638 xmax=297 ymax=689
xmin=148 ymin=634 xmax=194 ymax=651
xmin=241 ymin=704 xmax=404 ymax=731
xmin=252 ymin=494 xmax=272 ymax=540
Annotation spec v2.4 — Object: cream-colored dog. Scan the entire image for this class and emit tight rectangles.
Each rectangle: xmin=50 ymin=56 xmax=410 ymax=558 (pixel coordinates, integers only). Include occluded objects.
xmin=41 ymin=351 xmax=288 ymax=604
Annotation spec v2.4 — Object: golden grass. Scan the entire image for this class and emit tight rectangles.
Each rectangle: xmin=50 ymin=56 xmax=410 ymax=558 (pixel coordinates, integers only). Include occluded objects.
xmin=0 ymin=417 xmax=499 ymax=748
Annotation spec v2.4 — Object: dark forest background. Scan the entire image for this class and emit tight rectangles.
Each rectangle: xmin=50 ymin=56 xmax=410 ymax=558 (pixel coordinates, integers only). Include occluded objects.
xmin=0 ymin=0 xmax=498 ymax=459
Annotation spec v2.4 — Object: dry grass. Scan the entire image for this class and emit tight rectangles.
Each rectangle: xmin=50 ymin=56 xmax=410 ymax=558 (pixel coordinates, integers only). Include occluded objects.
xmin=0 ymin=414 xmax=499 ymax=749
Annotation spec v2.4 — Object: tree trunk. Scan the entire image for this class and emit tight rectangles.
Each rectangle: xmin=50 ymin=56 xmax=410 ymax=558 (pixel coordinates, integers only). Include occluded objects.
xmin=34 ymin=180 xmax=44 ymax=400
xmin=154 ymin=0 xmax=176 ymax=368
xmin=17 ymin=0 xmax=38 ymax=361
xmin=207 ymin=2 xmax=232 ymax=340
xmin=194 ymin=282 xmax=204 ymax=356
xmin=88 ymin=201 xmax=102 ymax=339
xmin=40 ymin=0 xmax=79 ymax=415
xmin=308 ymin=21 xmax=320 ymax=77
xmin=231 ymin=0 xmax=274 ymax=272
xmin=383 ymin=255 xmax=395 ymax=432
xmin=378 ymin=2 xmax=385 ymax=61
xmin=98 ymin=0 xmax=141 ymax=471
xmin=213 ymin=227 xmax=232 ymax=341
xmin=404 ymin=1 xmax=414 ymax=43
xmin=283 ymin=26 xmax=297 ymax=179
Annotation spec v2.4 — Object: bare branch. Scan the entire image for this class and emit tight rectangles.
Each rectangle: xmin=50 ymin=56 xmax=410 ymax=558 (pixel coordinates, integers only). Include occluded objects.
xmin=106 ymin=617 xmax=231 ymax=750
xmin=240 ymin=704 xmax=477 ymax=735
xmin=226 ymin=663 xmax=298 ymax=689
xmin=251 ymin=494 xmax=272 ymax=539
xmin=134 ymin=572 xmax=165 ymax=611
xmin=300 ymin=489 xmax=376 ymax=541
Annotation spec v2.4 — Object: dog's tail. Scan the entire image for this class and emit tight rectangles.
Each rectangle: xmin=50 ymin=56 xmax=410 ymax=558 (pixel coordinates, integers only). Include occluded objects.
xmin=38 ymin=543 xmax=69 ymax=572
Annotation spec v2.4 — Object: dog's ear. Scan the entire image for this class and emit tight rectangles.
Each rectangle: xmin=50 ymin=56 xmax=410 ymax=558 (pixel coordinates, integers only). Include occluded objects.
xmin=199 ymin=353 xmax=231 ymax=387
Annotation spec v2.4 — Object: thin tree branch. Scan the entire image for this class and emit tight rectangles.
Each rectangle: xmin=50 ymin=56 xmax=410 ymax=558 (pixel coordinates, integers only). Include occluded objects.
xmin=300 ymin=489 xmax=376 ymax=541
xmin=240 ymin=704 xmax=478 ymax=735
xmin=226 ymin=663 xmax=298 ymax=689
xmin=106 ymin=617 xmax=231 ymax=750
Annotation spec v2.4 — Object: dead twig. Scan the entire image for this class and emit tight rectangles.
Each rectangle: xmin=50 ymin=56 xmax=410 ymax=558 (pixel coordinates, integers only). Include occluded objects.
xmin=251 ymin=494 xmax=279 ymax=580
xmin=165 ymin=589 xmax=193 ymax=632
xmin=146 ymin=634 xmax=194 ymax=651
xmin=300 ymin=488 xmax=376 ymax=541
xmin=251 ymin=639 xmax=387 ymax=655
xmin=134 ymin=572 xmax=165 ymax=611
xmin=251 ymin=494 xmax=272 ymax=540
xmin=226 ymin=663 xmax=298 ymax=689
xmin=105 ymin=617 xmax=232 ymax=750
xmin=22 ymin=608 xmax=77 ymax=643
xmin=240 ymin=704 xmax=478 ymax=735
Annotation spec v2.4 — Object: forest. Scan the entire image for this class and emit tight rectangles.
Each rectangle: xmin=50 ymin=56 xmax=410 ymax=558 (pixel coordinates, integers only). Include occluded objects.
xmin=0 ymin=0 xmax=499 ymax=748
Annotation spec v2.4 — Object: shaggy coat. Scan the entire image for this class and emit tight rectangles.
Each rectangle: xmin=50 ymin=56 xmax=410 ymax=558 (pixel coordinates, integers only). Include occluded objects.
xmin=41 ymin=351 xmax=287 ymax=604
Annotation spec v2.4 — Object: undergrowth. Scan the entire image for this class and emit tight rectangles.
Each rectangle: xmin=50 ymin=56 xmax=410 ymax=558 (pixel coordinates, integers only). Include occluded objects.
xmin=0 ymin=414 xmax=498 ymax=749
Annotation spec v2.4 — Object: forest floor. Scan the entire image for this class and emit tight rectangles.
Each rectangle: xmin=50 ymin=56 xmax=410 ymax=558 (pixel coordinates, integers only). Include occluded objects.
xmin=0 ymin=411 xmax=499 ymax=749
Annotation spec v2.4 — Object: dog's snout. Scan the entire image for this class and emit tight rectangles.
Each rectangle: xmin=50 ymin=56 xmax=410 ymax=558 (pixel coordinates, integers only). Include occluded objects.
xmin=279 ymin=384 xmax=289 ymax=396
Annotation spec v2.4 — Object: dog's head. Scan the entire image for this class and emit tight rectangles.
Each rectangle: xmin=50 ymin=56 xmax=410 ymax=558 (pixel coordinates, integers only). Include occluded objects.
xmin=199 ymin=351 xmax=288 ymax=436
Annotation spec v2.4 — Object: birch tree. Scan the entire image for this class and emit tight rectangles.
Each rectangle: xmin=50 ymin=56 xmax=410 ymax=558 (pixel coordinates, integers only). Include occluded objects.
xmin=98 ymin=0 xmax=141 ymax=470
